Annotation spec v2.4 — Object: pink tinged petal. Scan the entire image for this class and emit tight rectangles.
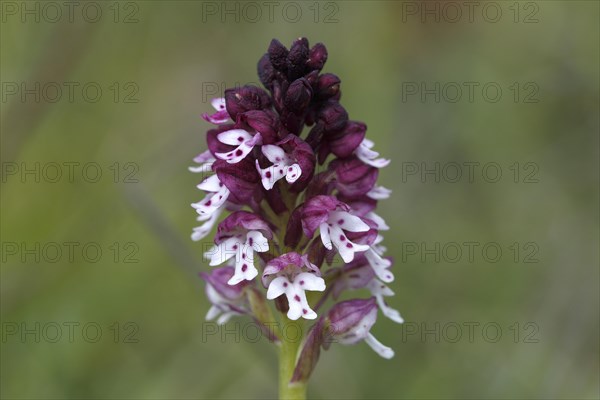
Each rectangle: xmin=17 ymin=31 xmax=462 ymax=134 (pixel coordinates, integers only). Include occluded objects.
xmin=330 ymin=225 xmax=370 ymax=263
xmin=190 ymin=150 xmax=215 ymax=173
xmin=191 ymin=186 xmax=230 ymax=215
xmin=319 ymin=222 xmax=333 ymax=250
xmin=196 ymin=174 xmax=222 ymax=191
xmin=329 ymin=211 xmax=370 ymax=232
xmin=257 ymin=161 xmax=287 ymax=190
xmin=261 ymin=144 xmax=289 ymax=164
xmin=285 ymin=163 xmax=302 ymax=184
xmin=245 ymin=230 xmax=269 ymax=253
xmin=191 ymin=208 xmax=223 ymax=242
xmin=367 ymin=186 xmax=392 ymax=200
xmin=294 ymin=272 xmax=326 ymax=292
xmin=364 ymin=249 xmax=394 ymax=283
xmin=204 ymin=237 xmax=241 ymax=266
xmin=366 ymin=211 xmax=389 ymax=231
xmin=364 ymin=333 xmax=395 ymax=359
xmin=356 ymin=139 xmax=391 ymax=168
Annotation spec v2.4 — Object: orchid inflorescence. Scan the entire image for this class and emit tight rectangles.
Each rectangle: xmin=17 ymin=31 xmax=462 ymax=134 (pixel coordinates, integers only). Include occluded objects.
xmin=190 ymin=37 xmax=402 ymax=392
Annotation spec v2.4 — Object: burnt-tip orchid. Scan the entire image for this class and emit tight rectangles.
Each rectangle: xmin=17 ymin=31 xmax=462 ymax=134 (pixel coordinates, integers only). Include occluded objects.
xmin=190 ymin=38 xmax=402 ymax=399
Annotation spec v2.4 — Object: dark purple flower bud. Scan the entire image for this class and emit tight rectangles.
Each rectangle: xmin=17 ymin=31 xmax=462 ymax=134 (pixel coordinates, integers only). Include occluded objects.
xmin=238 ymin=109 xmax=279 ymax=144
xmin=331 ymin=157 xmax=379 ymax=198
xmin=214 ymin=158 xmax=259 ymax=204
xmin=287 ymin=37 xmax=309 ymax=80
xmin=319 ymin=101 xmax=349 ymax=133
xmin=306 ymin=42 xmax=328 ymax=71
xmin=327 ymin=121 xmax=367 ymax=158
xmin=268 ymin=39 xmax=289 ymax=72
xmin=224 ymin=85 xmax=271 ymax=120
xmin=257 ymin=53 xmax=275 ymax=88
xmin=215 ymin=210 xmax=273 ymax=243
xmin=316 ymin=73 xmax=340 ymax=100
xmin=284 ymin=78 xmax=313 ymax=114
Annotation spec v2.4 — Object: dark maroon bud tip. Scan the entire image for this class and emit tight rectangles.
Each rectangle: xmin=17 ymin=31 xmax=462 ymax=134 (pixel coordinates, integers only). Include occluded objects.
xmin=257 ymin=54 xmax=275 ymax=88
xmin=307 ymin=42 xmax=328 ymax=71
xmin=224 ymin=85 xmax=271 ymax=120
xmin=287 ymin=37 xmax=310 ymax=80
xmin=284 ymin=78 xmax=313 ymax=113
xmin=319 ymin=102 xmax=349 ymax=133
xmin=268 ymin=39 xmax=289 ymax=72
xmin=317 ymin=73 xmax=341 ymax=99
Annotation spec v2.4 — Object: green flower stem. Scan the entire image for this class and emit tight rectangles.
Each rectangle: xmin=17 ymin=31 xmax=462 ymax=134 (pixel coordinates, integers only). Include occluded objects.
xmin=278 ymin=319 xmax=306 ymax=400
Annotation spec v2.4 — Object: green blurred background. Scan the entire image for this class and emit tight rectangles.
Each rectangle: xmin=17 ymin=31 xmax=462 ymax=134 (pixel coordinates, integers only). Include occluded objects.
xmin=1 ymin=1 xmax=598 ymax=399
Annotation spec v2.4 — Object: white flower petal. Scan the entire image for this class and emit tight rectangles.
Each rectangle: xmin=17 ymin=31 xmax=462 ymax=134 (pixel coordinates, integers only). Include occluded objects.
xmin=294 ymin=272 xmax=326 ymax=292
xmin=261 ymin=144 xmax=288 ymax=164
xmin=228 ymin=252 xmax=258 ymax=285
xmin=266 ymin=276 xmax=290 ymax=299
xmin=256 ymin=161 xmax=287 ymax=190
xmin=211 ymin=97 xmax=226 ymax=111
xmin=319 ymin=223 xmax=333 ymax=250
xmin=364 ymin=249 xmax=394 ymax=283
xmin=205 ymin=237 xmax=241 ymax=266
xmin=364 ymin=333 xmax=395 ymax=359
xmin=216 ymin=129 xmax=252 ymax=145
xmin=366 ymin=211 xmax=389 ymax=231
xmin=367 ymin=186 xmax=392 ymax=200
xmin=329 ymin=225 xmax=370 ymax=263
xmin=285 ymin=163 xmax=302 ymax=184
xmin=196 ymin=174 xmax=222 ymax=192
xmin=330 ymin=211 xmax=370 ymax=232
xmin=246 ymin=230 xmax=269 ymax=253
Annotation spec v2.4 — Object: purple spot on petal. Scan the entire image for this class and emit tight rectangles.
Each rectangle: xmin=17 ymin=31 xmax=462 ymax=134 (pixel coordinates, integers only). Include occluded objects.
xmin=346 ymin=243 xmax=353 ymax=248
xmin=299 ymin=280 xmax=304 ymax=285
xmin=205 ymin=200 xmax=211 ymax=206
xmin=233 ymin=245 xmax=238 ymax=250
xmin=338 ymin=219 xmax=344 ymax=225
xmin=339 ymin=235 xmax=345 ymax=241
xmin=283 ymin=282 xmax=288 ymax=287
xmin=241 ymin=264 xmax=247 ymax=272
xmin=302 ymin=309 xmax=308 ymax=314
xmin=266 ymin=171 xmax=272 ymax=178
xmin=235 ymin=149 xmax=243 ymax=156
xmin=248 ymin=238 xmax=253 ymax=246
xmin=279 ymin=169 xmax=283 ymax=174
xmin=294 ymin=295 xmax=301 ymax=302
xmin=237 ymin=136 xmax=243 ymax=142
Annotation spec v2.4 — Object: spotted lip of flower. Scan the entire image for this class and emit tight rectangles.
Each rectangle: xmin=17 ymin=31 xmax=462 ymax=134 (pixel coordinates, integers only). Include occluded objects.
xmin=262 ymin=252 xmax=325 ymax=320
xmin=326 ymin=297 xmax=394 ymax=359
xmin=200 ymin=266 xmax=250 ymax=324
xmin=202 ymin=98 xmax=231 ymax=125
xmin=255 ymin=134 xmax=315 ymax=191
xmin=301 ymin=195 xmax=372 ymax=263
xmin=205 ymin=211 xmax=273 ymax=286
